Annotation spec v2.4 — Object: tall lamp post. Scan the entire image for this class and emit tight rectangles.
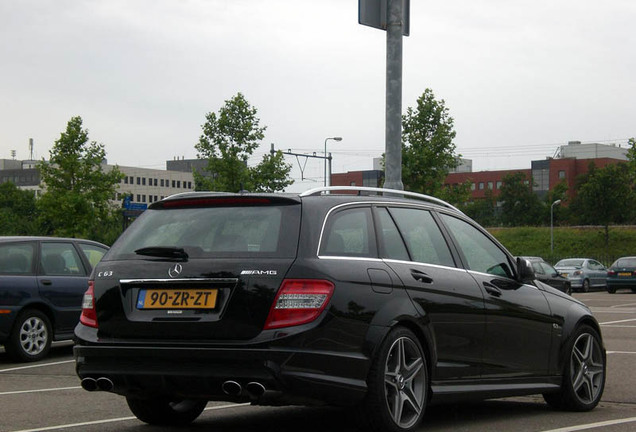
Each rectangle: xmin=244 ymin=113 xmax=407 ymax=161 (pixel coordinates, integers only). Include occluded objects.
xmin=551 ymin=199 xmax=561 ymax=253
xmin=324 ymin=137 xmax=342 ymax=187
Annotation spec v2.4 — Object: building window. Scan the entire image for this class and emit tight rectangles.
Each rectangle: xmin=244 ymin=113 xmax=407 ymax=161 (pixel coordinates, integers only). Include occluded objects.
xmin=124 ymin=177 xmax=128 ymax=184
xmin=136 ymin=194 xmax=141 ymax=201
xmin=142 ymin=178 xmax=146 ymax=186
xmin=487 ymin=181 xmax=493 ymax=190
xmin=136 ymin=177 xmax=140 ymax=185
xmin=471 ymin=183 xmax=476 ymax=191
xmin=172 ymin=180 xmax=176 ymax=188
xmin=154 ymin=178 xmax=158 ymax=186
xmin=496 ymin=181 xmax=502 ymax=189
xmin=177 ymin=180 xmax=181 ymax=188
xmin=142 ymin=195 xmax=146 ymax=203
xmin=160 ymin=179 xmax=165 ymax=187
xmin=559 ymin=170 xmax=566 ymax=179
xmin=478 ymin=182 xmax=484 ymax=190
xmin=188 ymin=182 xmax=192 ymax=189
xmin=350 ymin=181 xmax=356 ymax=186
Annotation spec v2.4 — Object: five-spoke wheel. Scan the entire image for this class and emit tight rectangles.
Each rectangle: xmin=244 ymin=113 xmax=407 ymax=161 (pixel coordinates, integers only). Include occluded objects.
xmin=363 ymin=327 xmax=428 ymax=432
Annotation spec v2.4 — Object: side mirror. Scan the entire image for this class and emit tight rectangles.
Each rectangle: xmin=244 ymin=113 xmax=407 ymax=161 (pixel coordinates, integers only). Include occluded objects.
xmin=517 ymin=257 xmax=536 ymax=283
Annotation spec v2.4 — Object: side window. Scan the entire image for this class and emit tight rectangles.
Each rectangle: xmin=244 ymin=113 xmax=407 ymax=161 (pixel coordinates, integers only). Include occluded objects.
xmin=0 ymin=242 xmax=34 ymax=275
xmin=540 ymin=262 xmax=556 ymax=276
xmin=440 ymin=214 xmax=514 ymax=278
xmin=41 ymin=242 xmax=87 ymax=276
xmin=377 ymin=208 xmax=409 ymax=261
xmin=389 ymin=207 xmax=455 ymax=267
xmin=78 ymin=243 xmax=109 ymax=269
xmin=320 ymin=207 xmax=375 ymax=257
xmin=532 ymin=262 xmax=545 ymax=275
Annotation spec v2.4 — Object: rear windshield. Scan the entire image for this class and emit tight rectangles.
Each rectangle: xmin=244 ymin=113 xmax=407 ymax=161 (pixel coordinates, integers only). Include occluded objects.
xmin=105 ymin=204 xmax=300 ymax=260
xmin=556 ymin=259 xmax=584 ymax=267
xmin=614 ymin=258 xmax=636 ymax=268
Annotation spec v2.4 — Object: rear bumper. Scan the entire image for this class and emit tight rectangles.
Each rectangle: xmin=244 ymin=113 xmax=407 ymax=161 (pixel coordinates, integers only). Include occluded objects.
xmin=73 ymin=342 xmax=369 ymax=407
xmin=606 ymin=278 xmax=636 ymax=289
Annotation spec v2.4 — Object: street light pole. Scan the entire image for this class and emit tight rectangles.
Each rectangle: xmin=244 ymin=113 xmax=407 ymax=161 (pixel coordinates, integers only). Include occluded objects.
xmin=324 ymin=137 xmax=342 ymax=186
xmin=551 ymin=199 xmax=561 ymax=253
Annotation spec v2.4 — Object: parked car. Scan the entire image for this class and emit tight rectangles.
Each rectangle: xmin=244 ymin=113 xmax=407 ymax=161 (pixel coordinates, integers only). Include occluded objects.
xmin=606 ymin=256 xmax=636 ymax=294
xmin=520 ymin=257 xmax=572 ymax=295
xmin=0 ymin=236 xmax=108 ymax=362
xmin=74 ymin=187 xmax=605 ymax=431
xmin=554 ymin=258 xmax=607 ymax=292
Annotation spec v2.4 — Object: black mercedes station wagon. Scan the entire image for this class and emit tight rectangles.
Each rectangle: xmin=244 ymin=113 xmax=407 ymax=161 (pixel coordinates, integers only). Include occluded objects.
xmin=74 ymin=187 xmax=606 ymax=432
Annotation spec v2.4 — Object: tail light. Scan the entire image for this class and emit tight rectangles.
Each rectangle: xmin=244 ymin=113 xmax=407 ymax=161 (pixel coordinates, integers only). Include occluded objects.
xmin=608 ymin=270 xmax=616 ymax=276
xmin=80 ymin=281 xmax=98 ymax=328
xmin=264 ymin=279 xmax=334 ymax=330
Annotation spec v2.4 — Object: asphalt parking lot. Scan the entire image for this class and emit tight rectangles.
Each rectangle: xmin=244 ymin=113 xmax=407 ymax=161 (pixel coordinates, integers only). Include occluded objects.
xmin=1 ymin=290 xmax=636 ymax=432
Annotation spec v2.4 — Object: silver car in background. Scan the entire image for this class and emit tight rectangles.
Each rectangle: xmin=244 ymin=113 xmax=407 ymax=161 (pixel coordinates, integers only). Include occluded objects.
xmin=554 ymin=258 xmax=607 ymax=292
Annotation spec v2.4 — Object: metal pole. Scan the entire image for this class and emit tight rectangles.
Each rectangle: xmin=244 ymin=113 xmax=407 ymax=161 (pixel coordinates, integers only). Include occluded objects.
xmin=328 ymin=152 xmax=332 ymax=187
xmin=323 ymin=137 xmax=342 ymax=186
xmin=550 ymin=200 xmax=561 ymax=252
xmin=384 ymin=0 xmax=404 ymax=191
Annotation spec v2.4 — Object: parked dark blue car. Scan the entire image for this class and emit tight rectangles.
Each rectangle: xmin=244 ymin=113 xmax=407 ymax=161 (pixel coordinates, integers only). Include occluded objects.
xmin=0 ymin=236 xmax=108 ymax=361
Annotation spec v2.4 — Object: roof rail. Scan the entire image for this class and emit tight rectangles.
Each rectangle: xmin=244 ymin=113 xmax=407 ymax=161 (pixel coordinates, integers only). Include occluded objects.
xmin=299 ymin=186 xmax=462 ymax=213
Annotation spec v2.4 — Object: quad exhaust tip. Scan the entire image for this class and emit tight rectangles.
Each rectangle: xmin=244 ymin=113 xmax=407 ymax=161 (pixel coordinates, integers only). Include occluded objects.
xmin=81 ymin=377 xmax=114 ymax=392
xmin=246 ymin=382 xmax=266 ymax=398
xmin=222 ymin=380 xmax=242 ymax=396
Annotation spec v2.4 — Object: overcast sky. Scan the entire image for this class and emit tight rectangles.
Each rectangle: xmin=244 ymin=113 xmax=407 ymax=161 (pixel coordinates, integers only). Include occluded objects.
xmin=1 ymin=0 xmax=634 ymax=192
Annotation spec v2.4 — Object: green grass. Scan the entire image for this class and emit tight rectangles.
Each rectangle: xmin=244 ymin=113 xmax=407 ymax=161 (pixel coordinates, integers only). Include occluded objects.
xmin=487 ymin=226 xmax=636 ymax=266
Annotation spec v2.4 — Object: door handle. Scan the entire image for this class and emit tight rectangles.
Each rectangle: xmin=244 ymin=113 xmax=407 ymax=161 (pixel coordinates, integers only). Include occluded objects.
xmin=483 ymin=282 xmax=502 ymax=297
xmin=411 ymin=270 xmax=433 ymax=284
xmin=41 ymin=279 xmax=52 ymax=286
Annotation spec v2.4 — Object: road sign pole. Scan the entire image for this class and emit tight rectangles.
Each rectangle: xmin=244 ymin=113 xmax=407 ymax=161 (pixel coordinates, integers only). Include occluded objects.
xmin=383 ymin=0 xmax=404 ymax=191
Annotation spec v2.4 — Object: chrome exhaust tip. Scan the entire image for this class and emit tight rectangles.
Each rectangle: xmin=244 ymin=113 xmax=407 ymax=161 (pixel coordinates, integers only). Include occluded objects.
xmin=246 ymin=381 xmax=266 ymax=398
xmin=81 ymin=377 xmax=98 ymax=392
xmin=96 ymin=377 xmax=114 ymax=392
xmin=222 ymin=380 xmax=242 ymax=396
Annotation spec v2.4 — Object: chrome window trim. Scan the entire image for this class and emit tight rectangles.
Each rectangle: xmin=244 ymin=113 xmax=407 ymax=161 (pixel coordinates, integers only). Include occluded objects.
xmin=317 ymin=256 xmax=384 ymax=263
xmin=382 ymin=258 xmax=465 ymax=273
xmin=466 ymin=270 xmax=538 ymax=290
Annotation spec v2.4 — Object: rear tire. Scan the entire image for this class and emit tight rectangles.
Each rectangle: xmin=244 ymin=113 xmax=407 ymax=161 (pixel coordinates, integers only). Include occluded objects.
xmin=361 ymin=327 xmax=428 ymax=432
xmin=126 ymin=397 xmax=207 ymax=426
xmin=582 ymin=279 xmax=590 ymax=293
xmin=607 ymin=286 xmax=616 ymax=294
xmin=5 ymin=309 xmax=52 ymax=362
xmin=543 ymin=325 xmax=605 ymax=411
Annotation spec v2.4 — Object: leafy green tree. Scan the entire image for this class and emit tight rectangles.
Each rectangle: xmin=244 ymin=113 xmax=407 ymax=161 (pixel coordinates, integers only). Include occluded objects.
xmin=462 ymin=189 xmax=500 ymax=227
xmin=0 ymin=182 xmax=41 ymax=235
xmin=194 ymin=93 xmax=293 ymax=192
xmin=627 ymin=137 xmax=636 ymax=183
xmin=570 ymin=162 xmax=635 ymax=244
xmin=543 ymin=180 xmax=570 ymax=225
xmin=400 ymin=88 xmax=459 ymax=195
xmin=498 ymin=172 xmax=543 ymax=226
xmin=37 ymin=116 xmax=124 ymax=243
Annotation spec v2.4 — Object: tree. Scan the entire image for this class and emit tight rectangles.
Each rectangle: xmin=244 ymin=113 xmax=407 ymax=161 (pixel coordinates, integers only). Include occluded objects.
xmin=0 ymin=182 xmax=41 ymax=235
xmin=462 ymin=189 xmax=500 ymax=227
xmin=570 ymin=162 xmax=635 ymax=244
xmin=37 ymin=116 xmax=123 ymax=243
xmin=498 ymin=172 xmax=543 ymax=226
xmin=400 ymin=88 xmax=459 ymax=195
xmin=194 ymin=93 xmax=293 ymax=192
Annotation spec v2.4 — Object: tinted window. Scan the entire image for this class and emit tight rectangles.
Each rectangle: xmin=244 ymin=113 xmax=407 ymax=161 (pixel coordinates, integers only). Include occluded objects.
xmin=389 ymin=207 xmax=454 ymax=267
xmin=41 ymin=242 xmax=87 ymax=276
xmin=320 ymin=207 xmax=375 ymax=257
xmin=377 ymin=208 xmax=409 ymax=261
xmin=614 ymin=258 xmax=636 ymax=268
xmin=0 ymin=242 xmax=34 ymax=275
xmin=78 ymin=243 xmax=109 ymax=269
xmin=107 ymin=204 xmax=300 ymax=259
xmin=440 ymin=214 xmax=514 ymax=278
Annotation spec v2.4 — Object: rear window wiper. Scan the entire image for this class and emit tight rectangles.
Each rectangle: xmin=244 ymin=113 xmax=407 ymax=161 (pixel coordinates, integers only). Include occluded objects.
xmin=134 ymin=246 xmax=189 ymax=260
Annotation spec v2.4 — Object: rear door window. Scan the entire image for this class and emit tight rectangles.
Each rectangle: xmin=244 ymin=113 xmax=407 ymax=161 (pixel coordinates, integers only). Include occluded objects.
xmin=41 ymin=242 xmax=87 ymax=276
xmin=78 ymin=243 xmax=109 ymax=269
xmin=388 ymin=207 xmax=455 ymax=267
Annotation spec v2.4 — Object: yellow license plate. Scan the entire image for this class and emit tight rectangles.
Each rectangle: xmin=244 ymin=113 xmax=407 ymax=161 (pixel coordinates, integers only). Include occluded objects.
xmin=618 ymin=272 xmax=632 ymax=277
xmin=560 ymin=273 xmax=568 ymax=278
xmin=137 ymin=289 xmax=217 ymax=309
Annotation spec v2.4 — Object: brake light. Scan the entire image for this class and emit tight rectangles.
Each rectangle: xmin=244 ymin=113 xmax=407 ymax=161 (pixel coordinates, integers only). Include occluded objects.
xmin=264 ymin=279 xmax=334 ymax=330
xmin=608 ymin=270 xmax=616 ymax=276
xmin=80 ymin=281 xmax=98 ymax=328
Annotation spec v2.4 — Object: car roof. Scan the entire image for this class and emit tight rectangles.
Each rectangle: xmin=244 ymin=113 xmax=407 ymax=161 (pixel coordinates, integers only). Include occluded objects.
xmin=0 ymin=236 xmax=108 ymax=247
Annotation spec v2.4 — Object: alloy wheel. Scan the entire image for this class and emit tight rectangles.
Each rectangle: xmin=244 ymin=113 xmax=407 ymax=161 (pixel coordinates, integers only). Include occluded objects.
xmin=384 ymin=336 xmax=426 ymax=429
xmin=570 ymin=332 xmax=604 ymax=405
xmin=19 ymin=316 xmax=49 ymax=356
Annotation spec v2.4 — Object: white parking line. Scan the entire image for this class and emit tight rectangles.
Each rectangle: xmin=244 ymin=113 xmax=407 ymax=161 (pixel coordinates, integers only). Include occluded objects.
xmin=0 ymin=360 xmax=74 ymax=373
xmin=599 ymin=318 xmax=636 ymax=325
xmin=8 ymin=403 xmax=249 ymax=432
xmin=607 ymin=351 xmax=636 ymax=354
xmin=540 ymin=416 xmax=636 ymax=432
xmin=611 ymin=302 xmax=636 ymax=308
xmin=0 ymin=386 xmax=81 ymax=396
